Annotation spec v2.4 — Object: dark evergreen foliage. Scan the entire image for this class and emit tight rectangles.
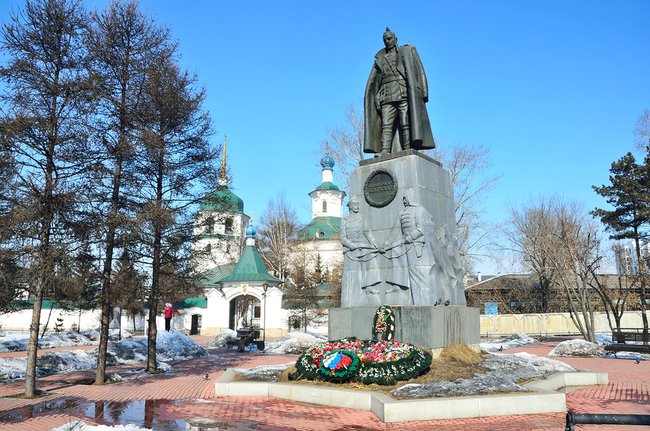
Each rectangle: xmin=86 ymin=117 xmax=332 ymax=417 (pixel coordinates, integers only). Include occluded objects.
xmin=593 ymin=150 xmax=650 ymax=338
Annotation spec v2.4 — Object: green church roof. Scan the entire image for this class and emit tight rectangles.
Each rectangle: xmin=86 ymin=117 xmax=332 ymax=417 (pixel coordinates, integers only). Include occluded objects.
xmin=309 ymin=182 xmax=346 ymax=199
xmin=200 ymin=186 xmax=244 ymax=213
xmin=312 ymin=181 xmax=340 ymax=192
xmin=173 ymin=296 xmax=208 ymax=309
xmin=296 ymin=216 xmax=341 ymax=240
xmin=199 ymin=264 xmax=236 ymax=286
xmin=215 ymin=244 xmax=282 ymax=285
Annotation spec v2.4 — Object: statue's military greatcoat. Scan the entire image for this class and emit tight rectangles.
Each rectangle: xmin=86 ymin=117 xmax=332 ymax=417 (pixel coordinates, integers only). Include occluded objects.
xmin=364 ymin=44 xmax=435 ymax=153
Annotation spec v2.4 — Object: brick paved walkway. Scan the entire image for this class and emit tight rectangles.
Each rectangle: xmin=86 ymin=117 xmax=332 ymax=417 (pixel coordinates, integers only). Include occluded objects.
xmin=1 ymin=336 xmax=648 ymax=430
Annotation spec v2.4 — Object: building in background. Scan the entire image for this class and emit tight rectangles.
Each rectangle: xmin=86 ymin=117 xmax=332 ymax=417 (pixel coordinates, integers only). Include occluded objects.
xmin=614 ymin=241 xmax=650 ymax=276
xmin=293 ymin=154 xmax=346 ymax=274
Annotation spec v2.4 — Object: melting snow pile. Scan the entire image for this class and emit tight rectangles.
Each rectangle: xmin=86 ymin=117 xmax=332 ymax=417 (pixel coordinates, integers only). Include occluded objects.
xmin=0 ymin=330 xmax=207 ymax=382
xmin=37 ymin=350 xmax=98 ymax=374
xmin=207 ymin=329 xmax=237 ymax=348
xmin=263 ymin=331 xmax=327 ymax=354
xmin=141 ymin=330 xmax=207 ymax=361
xmin=52 ymin=420 xmax=150 ymax=431
xmin=0 ymin=330 xmax=99 ymax=353
xmin=480 ymin=333 xmax=537 ymax=352
xmin=233 ymin=362 xmax=294 ymax=381
xmin=392 ymin=352 xmax=574 ymax=398
xmin=549 ymin=339 xmax=605 ymax=357
xmin=103 ymin=330 xmax=207 ymax=366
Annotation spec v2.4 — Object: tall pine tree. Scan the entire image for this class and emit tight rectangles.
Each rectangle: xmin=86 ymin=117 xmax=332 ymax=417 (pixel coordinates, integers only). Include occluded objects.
xmin=593 ymin=151 xmax=650 ymax=340
xmin=134 ymin=53 xmax=215 ymax=372
xmin=86 ymin=0 xmax=170 ymax=385
xmin=0 ymin=0 xmax=94 ymax=397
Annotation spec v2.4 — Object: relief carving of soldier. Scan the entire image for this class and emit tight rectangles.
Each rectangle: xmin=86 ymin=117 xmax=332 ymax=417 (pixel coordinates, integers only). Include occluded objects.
xmin=340 ymin=197 xmax=382 ymax=307
xmin=380 ymin=191 xmax=447 ymax=305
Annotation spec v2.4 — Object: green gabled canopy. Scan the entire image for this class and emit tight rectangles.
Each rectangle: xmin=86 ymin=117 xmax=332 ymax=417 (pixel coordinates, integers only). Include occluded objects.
xmin=215 ymin=245 xmax=282 ymax=285
xmin=200 ymin=185 xmax=245 ymax=213
xmin=296 ymin=216 xmax=341 ymax=240
xmin=199 ymin=264 xmax=235 ymax=286
xmin=173 ymin=297 xmax=208 ymax=309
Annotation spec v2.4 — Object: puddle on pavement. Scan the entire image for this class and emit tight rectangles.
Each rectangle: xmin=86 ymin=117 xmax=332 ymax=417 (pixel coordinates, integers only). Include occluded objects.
xmin=0 ymin=398 xmax=185 ymax=430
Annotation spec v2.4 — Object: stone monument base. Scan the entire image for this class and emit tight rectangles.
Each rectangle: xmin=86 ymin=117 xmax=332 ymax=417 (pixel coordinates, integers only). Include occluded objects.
xmin=329 ymin=305 xmax=480 ymax=349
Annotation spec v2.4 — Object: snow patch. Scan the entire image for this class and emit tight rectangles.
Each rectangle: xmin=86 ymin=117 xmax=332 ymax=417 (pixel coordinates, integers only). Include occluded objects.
xmin=233 ymin=362 xmax=293 ymax=381
xmin=480 ymin=333 xmax=537 ymax=352
xmin=52 ymin=420 xmax=151 ymax=430
xmin=263 ymin=331 xmax=326 ymax=354
xmin=549 ymin=339 xmax=605 ymax=357
xmin=106 ymin=330 xmax=207 ymax=366
xmin=391 ymin=352 xmax=574 ymax=398
xmin=0 ymin=330 xmax=206 ymax=382
xmin=207 ymin=329 xmax=237 ymax=348
xmin=0 ymin=330 xmax=99 ymax=353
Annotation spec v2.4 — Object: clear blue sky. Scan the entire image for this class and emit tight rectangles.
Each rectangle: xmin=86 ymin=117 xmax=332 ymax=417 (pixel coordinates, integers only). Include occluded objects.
xmin=2 ymin=1 xmax=649 ymax=272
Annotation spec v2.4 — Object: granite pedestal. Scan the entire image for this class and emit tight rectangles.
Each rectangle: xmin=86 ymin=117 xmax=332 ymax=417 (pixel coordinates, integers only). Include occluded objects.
xmin=336 ymin=150 xmax=479 ymax=348
xmin=329 ymin=305 xmax=479 ymax=349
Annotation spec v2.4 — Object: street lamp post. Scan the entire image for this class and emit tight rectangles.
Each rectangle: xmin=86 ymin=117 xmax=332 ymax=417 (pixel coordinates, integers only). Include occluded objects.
xmin=262 ymin=283 xmax=269 ymax=351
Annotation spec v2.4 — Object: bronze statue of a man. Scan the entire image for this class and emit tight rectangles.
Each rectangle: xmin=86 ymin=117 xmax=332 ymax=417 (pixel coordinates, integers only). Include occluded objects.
xmin=364 ymin=28 xmax=435 ymax=156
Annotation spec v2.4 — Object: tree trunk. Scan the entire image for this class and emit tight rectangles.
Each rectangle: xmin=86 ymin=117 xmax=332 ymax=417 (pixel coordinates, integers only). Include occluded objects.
xmin=633 ymin=233 xmax=649 ymax=341
xmin=95 ymin=156 xmax=122 ymax=384
xmin=25 ymin=286 xmax=44 ymax=397
xmin=146 ymin=148 xmax=164 ymax=374
xmin=146 ymin=299 xmax=158 ymax=372
xmin=95 ymin=300 xmax=111 ymax=384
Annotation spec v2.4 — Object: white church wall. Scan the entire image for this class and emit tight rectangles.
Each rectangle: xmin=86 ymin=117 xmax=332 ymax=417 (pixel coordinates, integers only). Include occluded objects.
xmin=311 ymin=192 xmax=344 ymax=219
xmin=0 ymin=308 xmax=102 ymax=332
xmin=193 ymin=211 xmax=250 ymax=272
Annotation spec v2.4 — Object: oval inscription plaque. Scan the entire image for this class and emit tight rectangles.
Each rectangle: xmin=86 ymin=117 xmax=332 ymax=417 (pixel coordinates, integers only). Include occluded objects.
xmin=364 ymin=169 xmax=398 ymax=208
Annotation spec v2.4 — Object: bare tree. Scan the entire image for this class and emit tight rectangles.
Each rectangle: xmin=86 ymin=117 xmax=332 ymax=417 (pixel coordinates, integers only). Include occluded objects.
xmin=634 ymin=109 xmax=650 ymax=152
xmin=508 ymin=197 xmax=565 ymax=313
xmin=550 ymin=205 xmax=601 ymax=342
xmin=320 ymin=104 xmax=364 ymax=192
xmin=590 ymin=261 xmax=631 ymax=334
xmin=508 ymin=197 xmax=609 ymax=342
xmin=432 ymin=143 xmax=500 ymax=272
xmin=257 ymin=194 xmax=300 ymax=280
xmin=0 ymin=0 xmax=94 ymax=397
xmin=283 ymin=249 xmax=326 ymax=331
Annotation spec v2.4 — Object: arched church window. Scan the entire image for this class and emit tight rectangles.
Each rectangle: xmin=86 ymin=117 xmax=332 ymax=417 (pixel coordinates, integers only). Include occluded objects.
xmin=322 ymin=201 xmax=327 ymax=213
xmin=225 ymin=217 xmax=234 ymax=234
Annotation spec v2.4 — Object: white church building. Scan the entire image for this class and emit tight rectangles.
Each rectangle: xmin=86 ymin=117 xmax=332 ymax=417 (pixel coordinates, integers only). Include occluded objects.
xmin=173 ymin=152 xmax=346 ymax=337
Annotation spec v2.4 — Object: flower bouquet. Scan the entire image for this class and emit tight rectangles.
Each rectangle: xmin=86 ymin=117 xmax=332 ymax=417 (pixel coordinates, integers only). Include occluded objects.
xmin=293 ymin=338 xmax=431 ymax=385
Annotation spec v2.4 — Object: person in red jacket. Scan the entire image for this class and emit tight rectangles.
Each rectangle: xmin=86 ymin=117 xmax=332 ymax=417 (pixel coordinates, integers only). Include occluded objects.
xmin=164 ymin=303 xmax=177 ymax=331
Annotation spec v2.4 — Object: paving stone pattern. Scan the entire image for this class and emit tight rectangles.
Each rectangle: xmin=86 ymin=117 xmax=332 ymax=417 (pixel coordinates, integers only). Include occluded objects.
xmin=1 ymin=335 xmax=648 ymax=430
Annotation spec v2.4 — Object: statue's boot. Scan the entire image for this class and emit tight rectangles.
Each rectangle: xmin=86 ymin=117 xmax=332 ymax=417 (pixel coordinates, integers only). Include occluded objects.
xmin=401 ymin=128 xmax=411 ymax=150
xmin=380 ymin=126 xmax=393 ymax=155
